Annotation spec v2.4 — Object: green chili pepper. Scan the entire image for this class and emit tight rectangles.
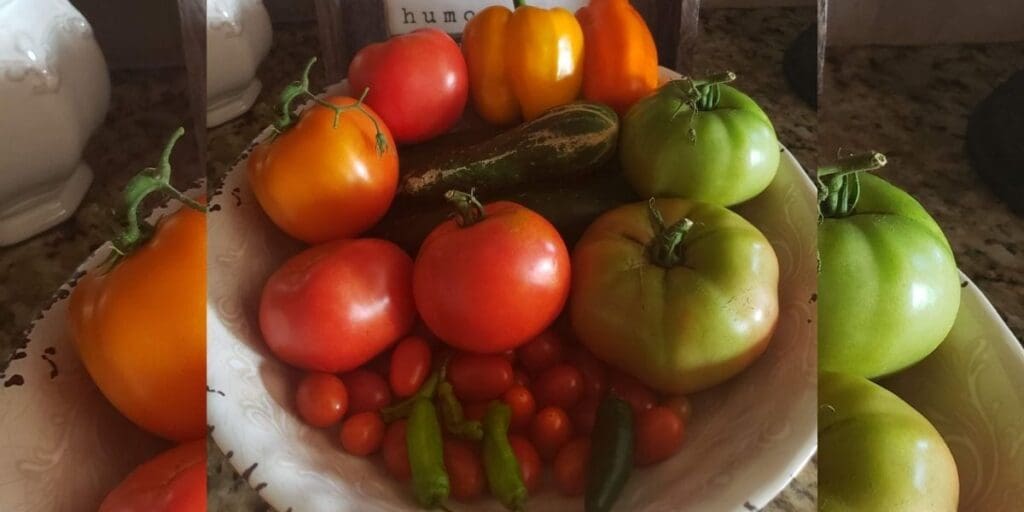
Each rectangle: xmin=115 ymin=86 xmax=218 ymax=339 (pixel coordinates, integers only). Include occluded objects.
xmin=438 ymin=381 xmax=484 ymax=441
xmin=382 ymin=370 xmax=441 ymax=422
xmin=585 ymin=395 xmax=634 ymax=512
xmin=483 ymin=402 xmax=527 ymax=511
xmin=407 ymin=397 xmax=450 ymax=509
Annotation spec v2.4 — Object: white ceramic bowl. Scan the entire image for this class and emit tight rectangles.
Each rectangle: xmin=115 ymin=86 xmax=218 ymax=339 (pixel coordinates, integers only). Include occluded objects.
xmin=207 ymin=69 xmax=819 ymax=511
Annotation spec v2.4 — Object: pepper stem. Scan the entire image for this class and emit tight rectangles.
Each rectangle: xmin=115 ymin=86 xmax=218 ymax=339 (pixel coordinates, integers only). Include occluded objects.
xmin=645 ymin=198 xmax=694 ymax=268
xmin=445 ymin=189 xmax=486 ymax=227
xmin=817 ymin=151 xmax=887 ymax=218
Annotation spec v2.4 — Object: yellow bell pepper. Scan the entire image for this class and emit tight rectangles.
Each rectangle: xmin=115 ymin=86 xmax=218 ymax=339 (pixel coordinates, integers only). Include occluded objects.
xmin=462 ymin=0 xmax=584 ymax=125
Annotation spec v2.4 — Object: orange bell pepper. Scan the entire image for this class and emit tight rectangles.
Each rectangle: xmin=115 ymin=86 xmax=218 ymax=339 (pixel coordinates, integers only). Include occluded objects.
xmin=577 ymin=0 xmax=659 ymax=116
xmin=463 ymin=0 xmax=584 ymax=125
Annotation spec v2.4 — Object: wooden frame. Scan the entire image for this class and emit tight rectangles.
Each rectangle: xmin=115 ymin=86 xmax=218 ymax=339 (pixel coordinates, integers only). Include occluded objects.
xmin=313 ymin=0 xmax=702 ymax=83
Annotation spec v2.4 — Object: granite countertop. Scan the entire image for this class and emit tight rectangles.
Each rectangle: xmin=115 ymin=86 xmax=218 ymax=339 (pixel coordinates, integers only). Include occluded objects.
xmin=206 ymin=8 xmax=819 ymax=511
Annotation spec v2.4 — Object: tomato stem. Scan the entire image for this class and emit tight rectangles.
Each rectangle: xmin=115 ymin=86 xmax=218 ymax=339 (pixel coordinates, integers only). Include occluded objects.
xmin=105 ymin=127 xmax=204 ymax=270
xmin=645 ymin=198 xmax=693 ymax=268
xmin=513 ymin=0 xmax=527 ymax=8
xmin=817 ymin=152 xmax=887 ymax=218
xmin=445 ymin=189 xmax=486 ymax=227
xmin=273 ymin=57 xmax=389 ymax=157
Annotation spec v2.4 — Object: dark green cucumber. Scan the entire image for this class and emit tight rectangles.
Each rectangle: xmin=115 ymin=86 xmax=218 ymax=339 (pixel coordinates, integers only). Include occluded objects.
xmin=372 ymin=162 xmax=639 ymax=253
xmin=399 ymin=102 xmax=619 ymax=199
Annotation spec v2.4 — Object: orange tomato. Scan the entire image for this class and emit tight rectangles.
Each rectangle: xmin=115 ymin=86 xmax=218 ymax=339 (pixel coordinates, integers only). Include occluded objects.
xmin=69 ymin=205 xmax=206 ymax=442
xmin=99 ymin=440 xmax=205 ymax=512
xmin=248 ymin=96 xmax=398 ymax=244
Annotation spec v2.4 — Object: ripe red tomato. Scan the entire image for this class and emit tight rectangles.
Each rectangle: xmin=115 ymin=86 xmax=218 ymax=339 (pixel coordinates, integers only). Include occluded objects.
xmin=533 ymin=364 xmax=584 ymax=409
xmin=508 ymin=435 xmax=542 ymax=493
xmin=99 ymin=440 xmax=205 ymax=512
xmin=339 ymin=412 xmax=386 ymax=456
xmin=342 ymin=369 xmax=392 ymax=413
xmin=463 ymin=401 xmax=489 ymax=422
xmin=530 ymin=406 xmax=573 ymax=460
xmin=414 ymin=197 xmax=570 ymax=353
xmin=443 ymin=438 xmax=486 ymax=501
xmin=567 ymin=346 xmax=609 ymax=399
xmin=259 ymin=239 xmax=415 ymax=373
xmin=295 ymin=372 xmax=349 ymax=427
xmin=517 ymin=330 xmax=565 ymax=372
xmin=503 ymin=385 xmax=536 ymax=432
xmin=447 ymin=353 xmax=514 ymax=402
xmin=571 ymin=397 xmax=600 ymax=434
xmin=389 ymin=336 xmax=432 ymax=397
xmin=348 ymin=28 xmax=468 ymax=144
xmin=383 ymin=419 xmax=411 ymax=481
xmin=609 ymin=371 xmax=657 ymax=415
xmin=662 ymin=395 xmax=693 ymax=423
xmin=554 ymin=437 xmax=590 ymax=497
xmin=634 ymin=406 xmax=686 ymax=466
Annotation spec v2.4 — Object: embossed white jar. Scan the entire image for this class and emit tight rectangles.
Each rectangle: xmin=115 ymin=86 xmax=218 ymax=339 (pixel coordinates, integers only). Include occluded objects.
xmin=206 ymin=0 xmax=272 ymax=127
xmin=0 ymin=0 xmax=109 ymax=246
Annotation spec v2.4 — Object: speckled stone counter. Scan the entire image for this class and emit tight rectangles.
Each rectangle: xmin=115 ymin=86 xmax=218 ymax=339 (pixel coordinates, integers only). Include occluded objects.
xmin=206 ymin=8 xmax=818 ymax=511
xmin=822 ymin=43 xmax=1024 ymax=342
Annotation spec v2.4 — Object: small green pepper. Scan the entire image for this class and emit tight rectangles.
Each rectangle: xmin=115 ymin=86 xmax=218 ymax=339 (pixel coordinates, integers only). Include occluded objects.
xmin=382 ymin=370 xmax=440 ymax=422
xmin=585 ymin=395 xmax=634 ymax=512
xmin=407 ymin=397 xmax=450 ymax=508
xmin=438 ymin=381 xmax=483 ymax=441
xmin=483 ymin=402 xmax=527 ymax=511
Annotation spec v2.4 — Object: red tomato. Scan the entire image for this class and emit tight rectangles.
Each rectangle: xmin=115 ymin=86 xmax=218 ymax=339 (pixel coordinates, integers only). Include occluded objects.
xmin=447 ymin=353 xmax=514 ymax=402
xmin=463 ymin=401 xmax=490 ymax=422
xmin=443 ymin=438 xmax=486 ymax=501
xmin=295 ymin=372 xmax=349 ymax=427
xmin=530 ymin=406 xmax=573 ymax=460
xmin=348 ymin=28 xmax=468 ymax=144
xmin=513 ymin=370 xmax=531 ymax=388
xmin=259 ymin=239 xmax=415 ymax=372
xmin=414 ymin=198 xmax=570 ymax=353
xmin=662 ymin=395 xmax=693 ymax=423
xmin=343 ymin=369 xmax=392 ymax=413
xmin=517 ymin=330 xmax=565 ymax=372
xmin=567 ymin=346 xmax=609 ymax=399
xmin=503 ymin=385 xmax=536 ymax=431
xmin=571 ymin=397 xmax=600 ymax=434
xmin=635 ymin=406 xmax=686 ymax=466
xmin=533 ymin=364 xmax=584 ymax=409
xmin=383 ymin=420 xmax=411 ymax=481
xmin=99 ymin=440 xmax=205 ymax=512
xmin=609 ymin=371 xmax=657 ymax=415
xmin=508 ymin=435 xmax=542 ymax=493
xmin=339 ymin=411 xmax=386 ymax=456
xmin=553 ymin=437 xmax=590 ymax=497
xmin=389 ymin=336 xmax=432 ymax=397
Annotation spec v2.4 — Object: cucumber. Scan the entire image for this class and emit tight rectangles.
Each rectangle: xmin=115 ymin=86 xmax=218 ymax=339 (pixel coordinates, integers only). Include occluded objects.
xmin=399 ymin=102 xmax=619 ymax=199
xmin=372 ymin=161 xmax=639 ymax=253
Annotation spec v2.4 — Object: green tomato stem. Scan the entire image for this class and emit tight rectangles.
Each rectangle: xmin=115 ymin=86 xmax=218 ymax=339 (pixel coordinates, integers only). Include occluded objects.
xmin=445 ymin=189 xmax=486 ymax=227
xmin=817 ymin=152 xmax=887 ymax=218
xmin=645 ymin=198 xmax=694 ymax=268
xmin=513 ymin=0 xmax=527 ymax=8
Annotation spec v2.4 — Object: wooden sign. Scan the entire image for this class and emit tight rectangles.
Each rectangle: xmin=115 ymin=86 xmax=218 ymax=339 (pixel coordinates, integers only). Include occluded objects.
xmin=384 ymin=0 xmax=587 ymax=36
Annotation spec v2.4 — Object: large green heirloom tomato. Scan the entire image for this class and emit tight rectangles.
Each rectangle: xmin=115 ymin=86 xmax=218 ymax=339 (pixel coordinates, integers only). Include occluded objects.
xmin=570 ymin=198 xmax=779 ymax=394
xmin=818 ymin=153 xmax=961 ymax=378
xmin=820 ymin=371 xmax=959 ymax=512
xmin=619 ymin=72 xmax=779 ymax=207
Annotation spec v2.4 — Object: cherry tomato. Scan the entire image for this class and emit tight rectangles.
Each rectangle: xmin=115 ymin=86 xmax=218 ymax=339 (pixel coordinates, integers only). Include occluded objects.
xmin=463 ymin=401 xmax=489 ymax=422
xmin=503 ymin=385 xmax=536 ymax=432
xmin=517 ymin=330 xmax=565 ymax=372
xmin=295 ymin=372 xmax=349 ymax=427
xmin=513 ymin=370 xmax=531 ymax=388
xmin=508 ymin=435 xmax=542 ymax=493
xmin=69 ymin=204 xmax=206 ymax=441
xmin=99 ymin=440 xmax=205 ymax=512
xmin=382 ymin=419 xmax=411 ymax=481
xmin=571 ymin=397 xmax=599 ymax=434
xmin=447 ymin=353 xmax=514 ymax=402
xmin=248 ymin=95 xmax=397 ymax=244
xmin=259 ymin=239 xmax=415 ymax=373
xmin=533 ymin=364 xmax=584 ymax=409
xmin=609 ymin=371 xmax=657 ymax=415
xmin=348 ymin=28 xmax=468 ymax=144
xmin=443 ymin=438 xmax=486 ymax=501
xmin=414 ymin=198 xmax=571 ymax=353
xmin=530 ymin=406 xmax=573 ymax=460
xmin=553 ymin=437 xmax=590 ymax=497
xmin=662 ymin=395 xmax=693 ymax=423
xmin=343 ymin=369 xmax=392 ymax=413
xmin=389 ymin=336 xmax=432 ymax=397
xmin=635 ymin=406 xmax=686 ymax=466
xmin=567 ymin=347 xmax=609 ymax=399
xmin=339 ymin=411 xmax=385 ymax=456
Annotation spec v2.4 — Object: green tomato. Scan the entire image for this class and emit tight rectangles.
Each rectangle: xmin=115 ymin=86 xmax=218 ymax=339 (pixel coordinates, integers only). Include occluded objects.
xmin=569 ymin=198 xmax=779 ymax=394
xmin=819 ymin=159 xmax=961 ymax=378
xmin=619 ymin=75 xmax=779 ymax=206
xmin=819 ymin=371 xmax=959 ymax=512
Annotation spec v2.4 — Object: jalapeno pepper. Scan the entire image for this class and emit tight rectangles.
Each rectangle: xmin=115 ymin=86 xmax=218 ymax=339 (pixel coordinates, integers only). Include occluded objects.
xmin=585 ymin=396 xmax=634 ymax=512
xmin=483 ymin=402 xmax=528 ymax=511
xmin=382 ymin=369 xmax=441 ymax=422
xmin=407 ymin=397 xmax=450 ymax=508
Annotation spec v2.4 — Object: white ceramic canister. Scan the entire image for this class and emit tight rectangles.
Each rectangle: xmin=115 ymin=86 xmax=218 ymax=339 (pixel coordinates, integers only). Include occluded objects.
xmin=207 ymin=0 xmax=272 ymax=127
xmin=0 ymin=0 xmax=109 ymax=246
